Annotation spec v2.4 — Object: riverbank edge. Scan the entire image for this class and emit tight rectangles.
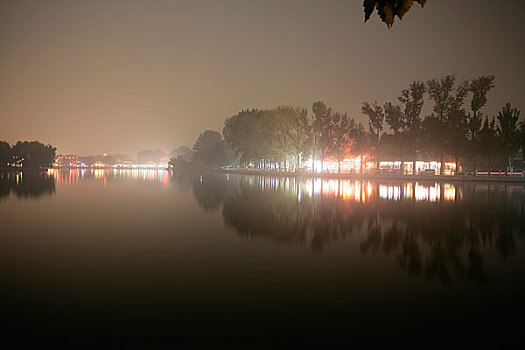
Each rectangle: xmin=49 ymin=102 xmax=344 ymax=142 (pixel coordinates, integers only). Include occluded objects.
xmin=0 ymin=168 xmax=50 ymax=173
xmin=215 ymin=168 xmax=525 ymax=183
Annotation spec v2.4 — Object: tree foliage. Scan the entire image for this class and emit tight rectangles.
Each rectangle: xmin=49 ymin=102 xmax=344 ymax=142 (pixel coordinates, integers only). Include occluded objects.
xmin=215 ymin=73 xmax=523 ymax=174
xmin=313 ymin=101 xmax=364 ymax=172
xmin=467 ymin=75 xmax=495 ymax=140
xmin=10 ymin=141 xmax=56 ymax=168
xmin=398 ymin=81 xmax=425 ymax=171
xmin=363 ymin=0 xmax=427 ymax=28
xmin=496 ymin=103 xmax=521 ymax=169
xmin=192 ymin=130 xmax=228 ymax=169
xmin=425 ymin=75 xmax=469 ymax=174
xmin=361 ymin=101 xmax=384 ymax=142
xmin=170 ymin=146 xmax=193 ymax=162
xmin=0 ymin=141 xmax=12 ymax=168
xmin=224 ymin=106 xmax=315 ymax=170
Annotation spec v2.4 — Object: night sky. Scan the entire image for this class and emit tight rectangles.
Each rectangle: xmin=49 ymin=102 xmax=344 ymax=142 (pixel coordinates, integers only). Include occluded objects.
xmin=1 ymin=0 xmax=524 ymax=156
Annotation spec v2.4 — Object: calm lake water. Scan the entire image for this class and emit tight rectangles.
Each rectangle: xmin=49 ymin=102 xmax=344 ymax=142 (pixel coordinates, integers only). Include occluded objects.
xmin=1 ymin=169 xmax=525 ymax=344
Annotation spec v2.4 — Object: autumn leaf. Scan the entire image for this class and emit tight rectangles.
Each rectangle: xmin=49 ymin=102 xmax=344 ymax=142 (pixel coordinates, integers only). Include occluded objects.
xmin=363 ymin=0 xmax=377 ymax=22
xmin=379 ymin=2 xmax=395 ymax=28
xmin=396 ymin=0 xmax=414 ymax=20
xmin=363 ymin=0 xmax=428 ymax=28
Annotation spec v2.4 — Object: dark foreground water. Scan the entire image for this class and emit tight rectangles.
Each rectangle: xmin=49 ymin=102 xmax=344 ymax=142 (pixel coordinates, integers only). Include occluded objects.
xmin=1 ymin=169 xmax=525 ymax=344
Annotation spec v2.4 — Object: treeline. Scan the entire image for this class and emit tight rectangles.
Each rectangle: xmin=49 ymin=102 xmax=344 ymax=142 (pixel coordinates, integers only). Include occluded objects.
xmin=169 ymin=130 xmax=234 ymax=170
xmin=214 ymin=74 xmax=524 ymax=173
xmin=0 ymin=141 xmax=56 ymax=169
xmin=369 ymin=75 xmax=523 ymax=173
xmin=223 ymin=106 xmax=315 ymax=170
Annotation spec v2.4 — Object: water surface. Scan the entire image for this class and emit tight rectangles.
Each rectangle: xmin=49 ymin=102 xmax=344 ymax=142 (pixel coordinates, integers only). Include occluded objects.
xmin=1 ymin=169 xmax=524 ymax=343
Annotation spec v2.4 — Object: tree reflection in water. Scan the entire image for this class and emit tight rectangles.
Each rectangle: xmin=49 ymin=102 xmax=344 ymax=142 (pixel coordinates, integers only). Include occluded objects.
xmin=184 ymin=173 xmax=525 ymax=284
xmin=0 ymin=171 xmax=56 ymax=200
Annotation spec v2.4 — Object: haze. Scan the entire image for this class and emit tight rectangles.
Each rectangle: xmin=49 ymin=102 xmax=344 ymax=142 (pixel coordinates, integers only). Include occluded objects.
xmin=1 ymin=0 xmax=524 ymax=156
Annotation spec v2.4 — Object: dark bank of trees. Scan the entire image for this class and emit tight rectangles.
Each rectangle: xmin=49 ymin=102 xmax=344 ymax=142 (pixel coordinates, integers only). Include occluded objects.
xmin=369 ymin=75 xmax=523 ymax=173
xmin=223 ymin=106 xmax=313 ymax=170
xmin=172 ymin=74 xmax=523 ymax=174
xmin=169 ymin=130 xmax=234 ymax=170
xmin=0 ymin=141 xmax=56 ymax=169
xmin=192 ymin=130 xmax=228 ymax=169
xmin=216 ymin=74 xmax=524 ymax=174
xmin=221 ymin=104 xmax=369 ymax=172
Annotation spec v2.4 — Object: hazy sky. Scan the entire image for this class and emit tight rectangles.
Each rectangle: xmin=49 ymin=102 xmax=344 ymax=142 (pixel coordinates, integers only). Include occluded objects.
xmin=1 ymin=0 xmax=524 ymax=156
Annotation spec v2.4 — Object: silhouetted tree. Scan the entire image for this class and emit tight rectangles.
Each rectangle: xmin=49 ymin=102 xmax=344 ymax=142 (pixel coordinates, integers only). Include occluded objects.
xmin=399 ymin=81 xmax=425 ymax=173
xmin=0 ymin=141 xmax=11 ymax=168
xmin=168 ymin=156 xmax=193 ymax=170
xmin=447 ymin=80 xmax=469 ymax=173
xmin=170 ymin=146 xmax=193 ymax=162
xmin=12 ymin=141 xmax=56 ymax=169
xmin=329 ymin=112 xmax=357 ymax=173
xmin=383 ymin=101 xmax=405 ymax=169
xmin=361 ymin=100 xmax=384 ymax=167
xmin=311 ymin=102 xmax=361 ymax=173
xmin=426 ymin=75 xmax=467 ymax=175
xmin=362 ymin=100 xmax=384 ymax=143
xmin=255 ymin=107 xmax=299 ymax=169
xmin=384 ymin=101 xmax=404 ymax=134
xmin=287 ymin=107 xmax=313 ymax=171
xmin=496 ymin=103 xmax=521 ymax=172
xmin=193 ymin=130 xmax=227 ymax=169
xmin=223 ymin=108 xmax=265 ymax=166
xmin=477 ymin=117 xmax=499 ymax=169
xmin=467 ymin=75 xmax=495 ymax=170
xmin=312 ymin=101 xmax=333 ymax=172
xmin=467 ymin=76 xmax=495 ymax=139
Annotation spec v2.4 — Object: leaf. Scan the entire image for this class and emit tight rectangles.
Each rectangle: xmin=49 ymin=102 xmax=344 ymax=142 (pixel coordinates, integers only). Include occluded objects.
xmin=363 ymin=0 xmax=378 ymax=22
xmin=396 ymin=0 xmax=414 ymax=20
xmin=378 ymin=2 xmax=395 ymax=28
xmin=363 ymin=0 xmax=429 ymax=27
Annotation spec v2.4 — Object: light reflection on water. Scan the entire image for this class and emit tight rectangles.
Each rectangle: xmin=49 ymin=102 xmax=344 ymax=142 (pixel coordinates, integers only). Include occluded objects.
xmin=1 ymin=170 xmax=525 ymax=342
xmin=211 ymin=175 xmax=525 ymax=253
xmin=173 ymin=172 xmax=525 ymax=285
xmin=216 ymin=176 xmax=456 ymax=203
xmin=45 ymin=170 xmax=463 ymax=203
xmin=212 ymin=174 xmax=524 ymax=204
xmin=49 ymin=168 xmax=170 ymax=186
xmin=8 ymin=169 xmax=520 ymax=208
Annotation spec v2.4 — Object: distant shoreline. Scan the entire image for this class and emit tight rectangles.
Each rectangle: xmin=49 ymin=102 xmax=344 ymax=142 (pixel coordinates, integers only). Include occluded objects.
xmin=0 ymin=168 xmax=50 ymax=173
xmin=215 ymin=168 xmax=525 ymax=184
xmin=4 ymin=167 xmax=524 ymax=184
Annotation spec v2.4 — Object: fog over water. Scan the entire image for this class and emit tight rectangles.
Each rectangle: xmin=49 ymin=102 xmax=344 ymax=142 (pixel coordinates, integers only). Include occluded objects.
xmin=2 ymin=0 xmax=525 ymax=345
xmin=1 ymin=170 xmax=524 ymax=342
xmin=2 ymin=1 xmax=524 ymax=155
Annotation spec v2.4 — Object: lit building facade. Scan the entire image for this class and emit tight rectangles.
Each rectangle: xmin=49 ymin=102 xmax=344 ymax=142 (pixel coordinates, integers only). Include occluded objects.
xmin=303 ymin=157 xmax=456 ymax=175
xmin=54 ymin=154 xmax=80 ymax=168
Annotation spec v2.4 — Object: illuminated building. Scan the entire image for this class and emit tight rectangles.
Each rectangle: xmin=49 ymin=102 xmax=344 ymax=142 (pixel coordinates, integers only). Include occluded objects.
xmin=303 ymin=156 xmax=456 ymax=175
xmin=378 ymin=161 xmax=456 ymax=175
xmin=54 ymin=154 xmax=80 ymax=168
